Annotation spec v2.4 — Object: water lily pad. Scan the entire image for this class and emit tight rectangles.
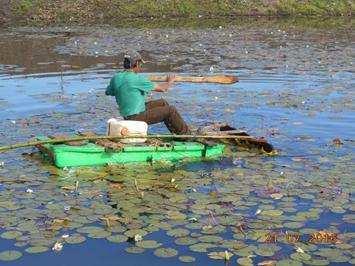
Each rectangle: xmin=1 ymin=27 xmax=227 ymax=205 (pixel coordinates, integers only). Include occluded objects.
xmin=14 ymin=242 xmax=28 ymax=247
xmin=335 ymin=243 xmax=352 ymax=250
xmin=299 ymin=194 xmax=315 ymax=200
xmin=218 ymin=216 xmax=238 ymax=225
xmin=198 ymin=235 xmax=223 ymax=243
xmin=124 ymin=229 xmax=147 ymax=238
xmin=175 ymin=237 xmax=198 ymax=246
xmin=283 ymin=207 xmax=297 ymax=213
xmin=189 ymin=243 xmax=215 ymax=252
xmin=233 ymin=245 xmax=256 ymax=256
xmin=293 ymin=243 xmax=317 ymax=252
xmin=190 ymin=232 xmax=202 ymax=238
xmin=125 ymin=246 xmax=145 ymax=254
xmin=221 ymin=239 xmax=246 ymax=249
xmin=330 ymin=207 xmax=345 ymax=214
xmin=154 ymin=222 xmax=172 ymax=230
xmin=258 ymin=260 xmax=277 ymax=266
xmin=271 ymin=193 xmax=284 ymax=200
xmin=179 ymin=255 xmax=196 ymax=263
xmin=0 ymin=250 xmax=22 ymax=261
xmin=262 ymin=210 xmax=283 ymax=216
xmin=77 ymin=226 xmax=104 ymax=234
xmin=25 ymin=246 xmax=49 ymax=254
xmin=167 ymin=228 xmax=190 ymax=237
xmin=255 ymin=245 xmax=277 ymax=257
xmin=88 ymin=230 xmax=111 ymax=238
xmin=329 ymin=255 xmax=351 ymax=263
xmin=276 ymin=259 xmax=303 ymax=266
xmin=145 ymin=225 xmax=159 ymax=233
xmin=65 ymin=234 xmax=86 ymax=244
xmin=315 ymin=248 xmax=345 ymax=259
xmin=28 ymin=236 xmax=53 ymax=247
xmin=185 ymin=222 xmax=203 ymax=230
xmin=283 ymin=221 xmax=304 ymax=229
xmin=106 ymin=234 xmax=127 ymax=243
xmin=247 ymin=229 xmax=270 ymax=241
xmin=136 ymin=240 xmax=161 ymax=249
xmin=290 ymin=252 xmax=311 ymax=261
xmin=201 ymin=225 xmax=225 ymax=234
xmin=167 ymin=210 xmax=186 ymax=220
xmin=300 ymin=228 xmax=317 ymax=234
xmin=237 ymin=257 xmax=253 ymax=266
xmin=154 ymin=247 xmax=178 ymax=258
xmin=208 ymin=250 xmax=234 ymax=260
xmin=304 ymin=259 xmax=330 ymax=265
xmin=107 ymin=225 xmax=126 ymax=233
xmin=1 ymin=231 xmax=22 ymax=239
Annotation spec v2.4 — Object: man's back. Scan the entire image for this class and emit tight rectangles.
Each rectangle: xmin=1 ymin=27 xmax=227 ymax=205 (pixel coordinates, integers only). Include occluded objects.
xmin=106 ymin=71 xmax=153 ymax=117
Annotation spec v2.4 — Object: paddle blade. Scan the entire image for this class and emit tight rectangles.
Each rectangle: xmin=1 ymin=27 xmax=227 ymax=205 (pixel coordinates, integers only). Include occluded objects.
xmin=149 ymin=75 xmax=238 ymax=84
xmin=203 ymin=75 xmax=239 ymax=84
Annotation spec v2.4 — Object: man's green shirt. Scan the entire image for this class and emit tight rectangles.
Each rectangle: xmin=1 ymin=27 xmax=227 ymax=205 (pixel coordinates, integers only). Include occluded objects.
xmin=106 ymin=71 xmax=154 ymax=117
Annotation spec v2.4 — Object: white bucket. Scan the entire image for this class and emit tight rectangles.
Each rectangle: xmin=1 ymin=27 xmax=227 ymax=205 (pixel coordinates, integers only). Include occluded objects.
xmin=107 ymin=118 xmax=148 ymax=143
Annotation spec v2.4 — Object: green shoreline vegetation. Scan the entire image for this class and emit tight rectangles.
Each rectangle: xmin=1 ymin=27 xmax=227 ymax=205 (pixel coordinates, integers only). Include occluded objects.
xmin=0 ymin=0 xmax=353 ymax=26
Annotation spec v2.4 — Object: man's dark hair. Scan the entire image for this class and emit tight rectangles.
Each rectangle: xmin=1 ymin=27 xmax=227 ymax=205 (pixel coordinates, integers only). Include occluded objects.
xmin=124 ymin=57 xmax=140 ymax=69
xmin=123 ymin=51 xmax=143 ymax=69
xmin=123 ymin=57 xmax=131 ymax=69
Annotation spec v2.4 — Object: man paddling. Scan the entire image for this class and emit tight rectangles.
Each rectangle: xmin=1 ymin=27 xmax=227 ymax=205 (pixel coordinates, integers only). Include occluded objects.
xmin=106 ymin=51 xmax=190 ymax=134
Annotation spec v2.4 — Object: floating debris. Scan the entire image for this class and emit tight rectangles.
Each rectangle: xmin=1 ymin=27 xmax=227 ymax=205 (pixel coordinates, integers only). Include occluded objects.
xmin=332 ymin=138 xmax=343 ymax=146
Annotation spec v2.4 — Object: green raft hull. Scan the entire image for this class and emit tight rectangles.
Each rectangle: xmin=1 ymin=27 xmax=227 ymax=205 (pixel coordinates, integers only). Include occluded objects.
xmin=37 ymin=140 xmax=225 ymax=168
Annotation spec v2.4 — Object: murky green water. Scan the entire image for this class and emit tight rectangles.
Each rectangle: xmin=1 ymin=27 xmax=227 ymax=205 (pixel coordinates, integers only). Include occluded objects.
xmin=0 ymin=18 xmax=354 ymax=266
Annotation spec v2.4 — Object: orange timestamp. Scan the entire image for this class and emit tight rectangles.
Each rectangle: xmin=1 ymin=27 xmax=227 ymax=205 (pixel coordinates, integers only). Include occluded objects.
xmin=265 ymin=230 xmax=339 ymax=244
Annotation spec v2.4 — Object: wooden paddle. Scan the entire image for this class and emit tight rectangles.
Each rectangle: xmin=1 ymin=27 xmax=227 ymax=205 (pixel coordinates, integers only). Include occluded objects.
xmin=149 ymin=75 xmax=238 ymax=84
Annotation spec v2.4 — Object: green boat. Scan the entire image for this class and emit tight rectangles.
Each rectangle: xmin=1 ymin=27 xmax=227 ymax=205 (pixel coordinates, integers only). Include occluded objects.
xmin=37 ymin=138 xmax=225 ymax=168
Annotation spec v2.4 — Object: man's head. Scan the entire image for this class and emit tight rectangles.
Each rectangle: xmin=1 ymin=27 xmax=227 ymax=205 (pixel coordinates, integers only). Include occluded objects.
xmin=123 ymin=51 xmax=145 ymax=72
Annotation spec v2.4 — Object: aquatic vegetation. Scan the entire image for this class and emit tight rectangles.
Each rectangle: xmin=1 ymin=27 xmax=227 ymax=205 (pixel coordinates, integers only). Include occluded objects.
xmin=0 ymin=19 xmax=354 ymax=266
xmin=7 ymin=0 xmax=354 ymax=26
xmin=4 ymin=146 xmax=353 ymax=263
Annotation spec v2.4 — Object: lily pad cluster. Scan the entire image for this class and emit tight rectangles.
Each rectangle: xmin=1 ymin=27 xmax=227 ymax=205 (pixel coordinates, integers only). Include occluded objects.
xmin=0 ymin=151 xmax=354 ymax=264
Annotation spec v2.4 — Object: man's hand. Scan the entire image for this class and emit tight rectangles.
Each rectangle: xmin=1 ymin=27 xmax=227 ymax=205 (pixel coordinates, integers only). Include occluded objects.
xmin=167 ymin=74 xmax=176 ymax=84
xmin=154 ymin=74 xmax=176 ymax=92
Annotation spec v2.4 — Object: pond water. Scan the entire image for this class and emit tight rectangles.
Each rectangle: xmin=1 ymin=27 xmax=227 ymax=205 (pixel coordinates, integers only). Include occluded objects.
xmin=0 ymin=18 xmax=354 ymax=266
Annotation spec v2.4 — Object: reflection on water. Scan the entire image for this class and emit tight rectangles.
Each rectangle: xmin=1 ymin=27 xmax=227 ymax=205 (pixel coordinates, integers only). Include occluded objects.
xmin=0 ymin=18 xmax=354 ymax=266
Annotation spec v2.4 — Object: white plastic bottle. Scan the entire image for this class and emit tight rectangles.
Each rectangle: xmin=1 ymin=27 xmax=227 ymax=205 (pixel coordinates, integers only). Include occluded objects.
xmin=107 ymin=118 xmax=148 ymax=144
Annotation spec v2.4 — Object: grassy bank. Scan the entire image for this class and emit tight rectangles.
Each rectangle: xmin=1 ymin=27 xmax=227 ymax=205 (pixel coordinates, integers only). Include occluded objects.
xmin=1 ymin=0 xmax=354 ymax=25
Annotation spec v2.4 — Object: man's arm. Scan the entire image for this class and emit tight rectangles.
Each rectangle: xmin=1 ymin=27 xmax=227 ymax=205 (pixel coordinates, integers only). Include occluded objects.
xmin=153 ymin=74 xmax=176 ymax=92
xmin=105 ymin=79 xmax=115 ymax=96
